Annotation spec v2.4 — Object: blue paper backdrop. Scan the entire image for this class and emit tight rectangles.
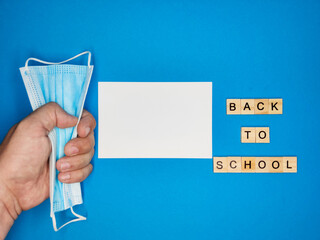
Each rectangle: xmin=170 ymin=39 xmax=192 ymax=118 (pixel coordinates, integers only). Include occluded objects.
xmin=0 ymin=0 xmax=320 ymax=239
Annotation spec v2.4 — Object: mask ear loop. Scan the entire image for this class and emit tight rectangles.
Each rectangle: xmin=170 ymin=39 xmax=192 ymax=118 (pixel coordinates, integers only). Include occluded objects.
xmin=24 ymin=51 xmax=92 ymax=231
xmin=52 ymin=207 xmax=87 ymax=232
xmin=25 ymin=51 xmax=91 ymax=68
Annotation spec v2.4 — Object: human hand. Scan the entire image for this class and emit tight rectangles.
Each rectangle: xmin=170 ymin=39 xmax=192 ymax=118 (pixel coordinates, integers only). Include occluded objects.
xmin=0 ymin=102 xmax=96 ymax=239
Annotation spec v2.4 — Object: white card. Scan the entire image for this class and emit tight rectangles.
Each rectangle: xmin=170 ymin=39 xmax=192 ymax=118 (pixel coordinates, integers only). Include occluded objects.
xmin=98 ymin=82 xmax=212 ymax=158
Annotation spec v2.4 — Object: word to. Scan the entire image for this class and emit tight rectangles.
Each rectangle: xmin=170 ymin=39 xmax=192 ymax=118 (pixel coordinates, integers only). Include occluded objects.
xmin=241 ymin=127 xmax=270 ymax=143
xmin=226 ymin=99 xmax=283 ymax=115
xmin=213 ymin=156 xmax=297 ymax=173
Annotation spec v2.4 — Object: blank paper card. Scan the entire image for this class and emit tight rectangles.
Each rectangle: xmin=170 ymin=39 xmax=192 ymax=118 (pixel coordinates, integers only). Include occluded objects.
xmin=98 ymin=82 xmax=212 ymax=158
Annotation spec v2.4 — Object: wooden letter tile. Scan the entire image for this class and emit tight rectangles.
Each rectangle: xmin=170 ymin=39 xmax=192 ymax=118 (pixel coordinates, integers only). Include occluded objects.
xmin=269 ymin=157 xmax=283 ymax=173
xmin=283 ymin=157 xmax=297 ymax=173
xmin=241 ymin=127 xmax=256 ymax=143
xmin=213 ymin=157 xmax=228 ymax=173
xmin=227 ymin=157 xmax=242 ymax=173
xmin=255 ymin=157 xmax=270 ymax=173
xmin=226 ymin=99 xmax=241 ymax=115
xmin=254 ymin=99 xmax=269 ymax=114
xmin=242 ymin=157 xmax=256 ymax=172
xmin=255 ymin=127 xmax=270 ymax=143
xmin=269 ymin=99 xmax=283 ymax=114
xmin=241 ymin=99 xmax=255 ymax=114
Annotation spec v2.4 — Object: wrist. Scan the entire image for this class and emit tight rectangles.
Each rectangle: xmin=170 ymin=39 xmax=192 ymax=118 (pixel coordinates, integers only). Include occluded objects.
xmin=0 ymin=177 xmax=21 ymax=239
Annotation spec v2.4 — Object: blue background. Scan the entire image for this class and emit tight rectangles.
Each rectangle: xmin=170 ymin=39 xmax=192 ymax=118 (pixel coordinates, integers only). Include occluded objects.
xmin=1 ymin=0 xmax=320 ymax=239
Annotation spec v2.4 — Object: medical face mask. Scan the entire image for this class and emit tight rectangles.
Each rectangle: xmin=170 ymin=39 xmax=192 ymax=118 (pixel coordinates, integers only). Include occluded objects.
xmin=19 ymin=51 xmax=93 ymax=231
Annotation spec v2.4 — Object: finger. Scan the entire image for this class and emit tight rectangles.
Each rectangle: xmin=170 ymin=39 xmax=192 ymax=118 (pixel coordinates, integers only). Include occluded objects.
xmin=77 ymin=110 xmax=96 ymax=138
xmin=56 ymin=148 xmax=94 ymax=172
xmin=64 ymin=132 xmax=95 ymax=156
xmin=58 ymin=164 xmax=93 ymax=183
xmin=22 ymin=102 xmax=78 ymax=133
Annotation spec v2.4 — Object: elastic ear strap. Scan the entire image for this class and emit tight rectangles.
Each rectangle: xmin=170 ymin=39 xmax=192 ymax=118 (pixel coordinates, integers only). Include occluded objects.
xmin=52 ymin=207 xmax=86 ymax=232
xmin=25 ymin=51 xmax=91 ymax=68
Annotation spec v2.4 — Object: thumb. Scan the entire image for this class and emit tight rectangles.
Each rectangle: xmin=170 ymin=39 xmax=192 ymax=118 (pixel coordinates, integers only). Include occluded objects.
xmin=25 ymin=102 xmax=78 ymax=133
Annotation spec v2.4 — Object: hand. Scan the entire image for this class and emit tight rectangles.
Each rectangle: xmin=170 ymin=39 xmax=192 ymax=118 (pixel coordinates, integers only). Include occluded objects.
xmin=0 ymin=102 xmax=96 ymax=239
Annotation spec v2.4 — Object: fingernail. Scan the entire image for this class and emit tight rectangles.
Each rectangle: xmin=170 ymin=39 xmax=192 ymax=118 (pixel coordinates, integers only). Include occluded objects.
xmin=69 ymin=146 xmax=79 ymax=155
xmin=60 ymin=162 xmax=71 ymax=171
xmin=60 ymin=174 xmax=70 ymax=181
xmin=85 ymin=127 xmax=91 ymax=136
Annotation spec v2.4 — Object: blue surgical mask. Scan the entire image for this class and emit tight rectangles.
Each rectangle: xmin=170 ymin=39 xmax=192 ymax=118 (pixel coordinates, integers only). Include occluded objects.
xmin=19 ymin=51 xmax=94 ymax=231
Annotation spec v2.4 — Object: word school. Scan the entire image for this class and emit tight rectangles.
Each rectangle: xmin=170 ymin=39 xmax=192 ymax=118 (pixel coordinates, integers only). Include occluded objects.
xmin=213 ymin=157 xmax=297 ymax=173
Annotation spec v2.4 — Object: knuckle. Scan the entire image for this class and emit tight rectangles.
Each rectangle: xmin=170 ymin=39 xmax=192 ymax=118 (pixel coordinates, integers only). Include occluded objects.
xmin=81 ymin=153 xmax=91 ymax=166
xmin=84 ymin=111 xmax=96 ymax=128
xmin=83 ymin=137 xmax=93 ymax=151
xmin=72 ymin=164 xmax=93 ymax=183
xmin=47 ymin=102 xmax=57 ymax=106
xmin=16 ymin=119 xmax=27 ymax=132
xmin=76 ymin=156 xmax=87 ymax=169
xmin=45 ymin=102 xmax=59 ymax=121
xmin=79 ymin=170 xmax=86 ymax=181
xmin=76 ymin=151 xmax=94 ymax=169
xmin=89 ymin=134 xmax=95 ymax=147
xmin=91 ymin=116 xmax=97 ymax=129
xmin=87 ymin=116 xmax=96 ymax=128
xmin=46 ymin=102 xmax=59 ymax=110
xmin=90 ymin=148 xmax=95 ymax=158
xmin=16 ymin=119 xmax=37 ymax=134
xmin=81 ymin=109 xmax=89 ymax=117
